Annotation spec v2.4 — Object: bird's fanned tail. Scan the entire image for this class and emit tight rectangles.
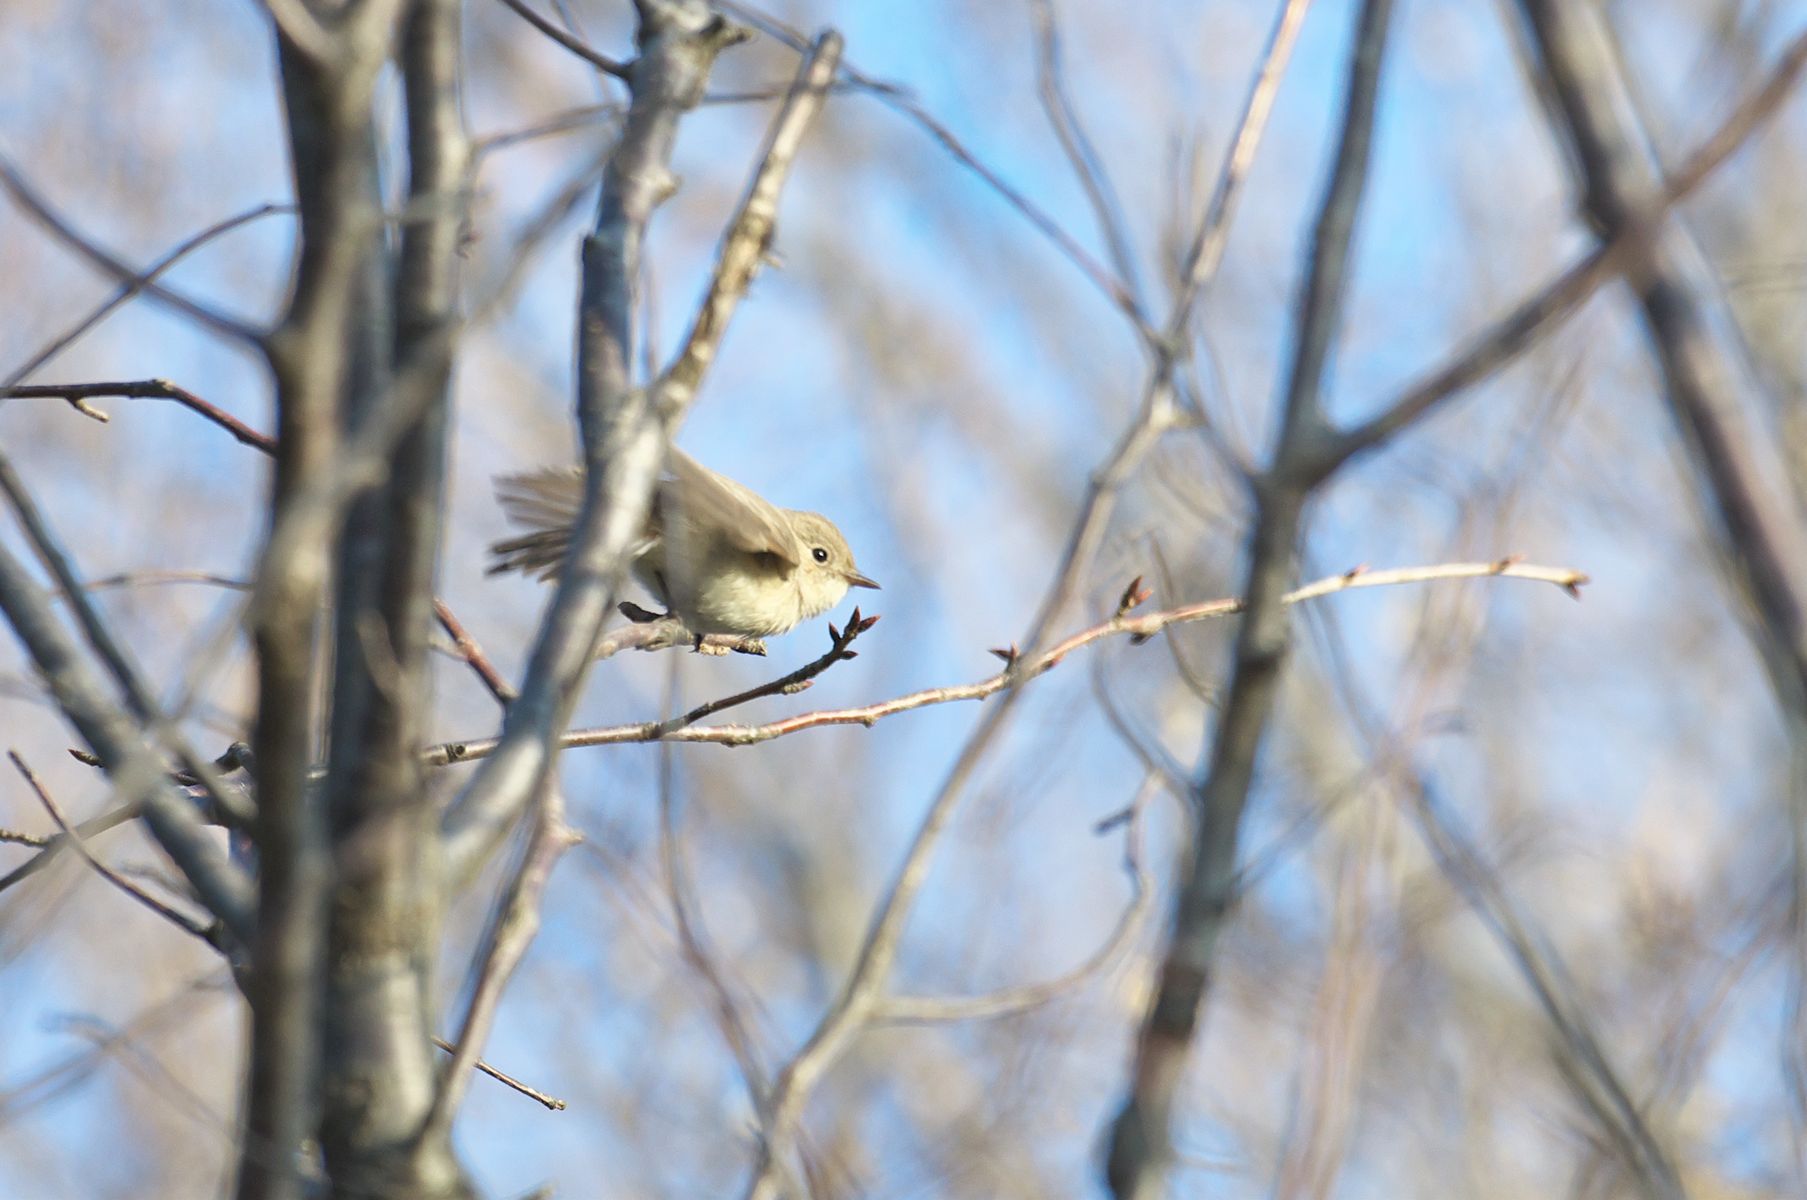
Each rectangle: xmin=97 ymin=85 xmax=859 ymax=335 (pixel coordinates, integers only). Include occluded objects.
xmin=488 ymin=466 xmax=584 ymax=581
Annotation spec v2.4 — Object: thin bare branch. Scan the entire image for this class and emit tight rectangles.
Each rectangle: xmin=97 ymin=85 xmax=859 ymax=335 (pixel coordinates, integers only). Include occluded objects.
xmin=717 ymin=0 xmax=1150 ymax=337
xmin=494 ymin=0 xmax=629 ymax=79
xmin=7 ymin=751 xmax=214 ymax=941
xmin=0 ymin=156 xmax=263 ymax=345
xmin=1171 ymin=0 xmax=1314 ymax=315
xmin=59 ymin=570 xmax=253 ymax=596
xmin=1325 ymin=25 xmax=1807 ymax=470
xmin=655 ymin=693 xmax=771 ymax=1109
xmin=0 ymin=977 xmax=225 ymax=1126
xmin=424 ymin=561 xmax=1583 ymax=757
xmin=1107 ymin=4 xmax=1396 ymax=1194
xmin=428 ymin=1037 xmax=567 ymax=1111
xmin=874 ymin=775 xmax=1155 ymax=1024
xmin=0 ymin=796 xmax=146 ymax=896
xmin=658 ymin=31 xmax=844 ymax=403
xmin=434 ymin=601 xmax=517 ymax=706
xmin=1091 ymin=654 xmax=1195 ymax=806
xmin=1 ymin=203 xmax=288 ymax=387
xmin=424 ymin=784 xmax=580 ymax=1142
xmin=1410 ymin=770 xmax=1686 ymax=1198
xmin=8 ymin=378 xmax=519 ymax=716
xmin=1026 ymin=0 xmax=1147 ymax=313
xmin=474 ymin=103 xmax=622 ymax=156
xmin=1 ymin=380 xmax=275 ymax=451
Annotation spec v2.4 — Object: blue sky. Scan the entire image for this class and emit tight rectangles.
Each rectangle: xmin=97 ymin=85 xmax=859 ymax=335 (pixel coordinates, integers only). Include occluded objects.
xmin=4 ymin=0 xmax=1807 ymax=1196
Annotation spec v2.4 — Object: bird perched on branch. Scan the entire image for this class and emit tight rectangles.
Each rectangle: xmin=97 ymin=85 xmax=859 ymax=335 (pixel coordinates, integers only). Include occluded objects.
xmin=488 ymin=447 xmax=879 ymax=639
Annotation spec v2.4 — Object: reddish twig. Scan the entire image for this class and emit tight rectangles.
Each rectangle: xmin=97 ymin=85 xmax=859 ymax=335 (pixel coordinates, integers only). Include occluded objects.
xmin=10 ymin=379 xmax=527 ymax=711
xmin=1 ymin=380 xmax=273 ymax=452
xmin=434 ymin=600 xmax=517 ymax=706
xmin=420 ymin=560 xmax=1585 ymax=766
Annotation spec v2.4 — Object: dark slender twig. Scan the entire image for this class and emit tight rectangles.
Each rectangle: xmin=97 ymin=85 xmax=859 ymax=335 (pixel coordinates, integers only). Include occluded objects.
xmin=475 ymin=103 xmax=622 ymax=156
xmin=428 ymin=1036 xmax=566 ymax=1110
xmin=717 ymin=0 xmax=1150 ymax=338
xmin=1 ymin=204 xmax=289 ymax=388
xmin=654 ymin=680 xmax=773 ymax=1113
xmin=1323 ymin=25 xmax=1807 ymax=471
xmin=1026 ymin=0 xmax=1147 ymax=311
xmin=7 ymin=751 xmax=214 ymax=941
xmin=0 ymin=380 xmax=275 ymax=451
xmin=874 ymin=775 xmax=1155 ymax=1023
xmin=0 ymin=157 xmax=262 ymax=345
xmin=433 ymin=601 xmax=517 ymax=706
xmin=6 ymin=379 xmax=526 ymax=713
xmin=1107 ymin=4 xmax=1396 ymax=1195
xmin=424 ymin=783 xmax=580 ymax=1140
xmin=644 ymin=608 xmax=877 ymax=738
xmin=0 ymin=797 xmax=145 ymax=895
xmin=493 ymin=0 xmax=629 ymax=78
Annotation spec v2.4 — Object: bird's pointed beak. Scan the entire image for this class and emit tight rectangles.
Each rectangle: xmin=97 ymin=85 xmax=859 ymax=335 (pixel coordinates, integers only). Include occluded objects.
xmin=845 ymin=570 xmax=881 ymax=590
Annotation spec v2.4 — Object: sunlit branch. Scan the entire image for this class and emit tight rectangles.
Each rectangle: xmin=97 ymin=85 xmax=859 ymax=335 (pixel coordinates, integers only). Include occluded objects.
xmin=423 ymin=562 xmax=1585 ymax=760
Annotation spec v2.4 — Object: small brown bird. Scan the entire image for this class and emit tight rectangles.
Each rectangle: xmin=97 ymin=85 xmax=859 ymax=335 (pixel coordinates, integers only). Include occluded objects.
xmin=489 ymin=448 xmax=879 ymax=638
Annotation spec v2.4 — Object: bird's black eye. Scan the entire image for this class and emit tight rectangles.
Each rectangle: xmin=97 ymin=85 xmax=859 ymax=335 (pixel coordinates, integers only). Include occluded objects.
xmin=812 ymin=547 xmax=830 ymax=564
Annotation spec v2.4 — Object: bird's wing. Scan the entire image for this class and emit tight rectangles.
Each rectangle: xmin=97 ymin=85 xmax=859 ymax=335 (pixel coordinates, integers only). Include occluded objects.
xmin=662 ymin=447 xmax=801 ymax=568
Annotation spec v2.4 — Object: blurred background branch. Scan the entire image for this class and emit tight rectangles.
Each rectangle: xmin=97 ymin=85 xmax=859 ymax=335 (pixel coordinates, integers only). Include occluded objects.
xmin=3 ymin=0 xmax=1807 ymax=1197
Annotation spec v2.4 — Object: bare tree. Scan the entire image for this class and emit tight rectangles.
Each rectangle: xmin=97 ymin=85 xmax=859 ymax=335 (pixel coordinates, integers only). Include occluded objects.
xmin=2 ymin=1 xmax=1806 ymax=1198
